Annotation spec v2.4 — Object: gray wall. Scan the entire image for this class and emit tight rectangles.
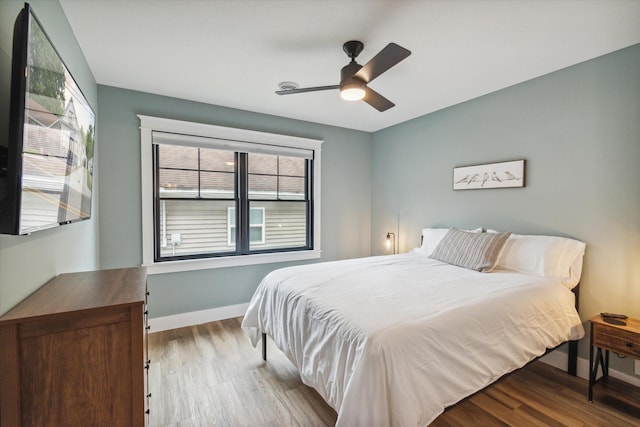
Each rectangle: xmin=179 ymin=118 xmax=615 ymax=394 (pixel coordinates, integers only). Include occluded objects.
xmin=97 ymin=85 xmax=372 ymax=318
xmin=0 ymin=0 xmax=99 ymax=315
xmin=372 ymin=44 xmax=640 ymax=375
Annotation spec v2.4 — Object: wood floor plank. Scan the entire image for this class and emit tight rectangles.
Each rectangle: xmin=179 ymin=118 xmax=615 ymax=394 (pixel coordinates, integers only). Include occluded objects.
xmin=483 ymin=387 xmax=523 ymax=410
xmin=434 ymin=400 xmax=508 ymax=427
xmin=467 ymin=393 xmax=550 ymax=427
xmin=148 ymin=317 xmax=640 ymax=426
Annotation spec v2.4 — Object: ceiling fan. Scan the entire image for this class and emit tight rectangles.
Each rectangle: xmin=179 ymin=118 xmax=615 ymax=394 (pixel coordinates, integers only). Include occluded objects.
xmin=276 ymin=40 xmax=411 ymax=112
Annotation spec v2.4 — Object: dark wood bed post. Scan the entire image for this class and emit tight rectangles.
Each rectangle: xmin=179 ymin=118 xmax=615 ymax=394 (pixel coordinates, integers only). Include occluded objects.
xmin=262 ymin=332 xmax=267 ymax=361
xmin=567 ymin=284 xmax=580 ymax=376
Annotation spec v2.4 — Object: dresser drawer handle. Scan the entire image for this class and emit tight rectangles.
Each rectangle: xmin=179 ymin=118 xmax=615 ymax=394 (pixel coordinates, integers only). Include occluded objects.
xmin=626 ymin=342 xmax=634 ymax=348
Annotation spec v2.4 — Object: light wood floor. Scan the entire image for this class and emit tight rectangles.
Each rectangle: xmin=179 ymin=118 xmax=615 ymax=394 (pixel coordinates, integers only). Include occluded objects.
xmin=148 ymin=317 xmax=640 ymax=426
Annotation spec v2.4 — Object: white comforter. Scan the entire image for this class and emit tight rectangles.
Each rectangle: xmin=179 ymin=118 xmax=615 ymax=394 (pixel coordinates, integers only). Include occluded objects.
xmin=242 ymin=252 xmax=584 ymax=427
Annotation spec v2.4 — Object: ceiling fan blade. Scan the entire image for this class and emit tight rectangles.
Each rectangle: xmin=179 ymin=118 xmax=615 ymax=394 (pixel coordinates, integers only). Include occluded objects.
xmin=363 ymin=87 xmax=395 ymax=112
xmin=275 ymin=85 xmax=339 ymax=95
xmin=354 ymin=43 xmax=411 ymax=83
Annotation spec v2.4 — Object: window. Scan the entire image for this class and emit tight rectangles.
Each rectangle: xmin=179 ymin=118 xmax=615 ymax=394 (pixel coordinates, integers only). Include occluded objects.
xmin=140 ymin=116 xmax=322 ymax=273
xmin=228 ymin=207 xmax=265 ymax=246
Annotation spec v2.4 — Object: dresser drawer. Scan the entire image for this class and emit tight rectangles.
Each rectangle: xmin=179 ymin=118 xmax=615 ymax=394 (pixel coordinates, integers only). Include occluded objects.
xmin=593 ymin=322 xmax=640 ymax=358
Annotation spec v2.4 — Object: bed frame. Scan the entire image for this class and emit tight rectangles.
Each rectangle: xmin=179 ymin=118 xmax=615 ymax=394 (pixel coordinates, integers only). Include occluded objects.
xmin=260 ymin=284 xmax=581 ymax=377
xmin=567 ymin=284 xmax=580 ymax=375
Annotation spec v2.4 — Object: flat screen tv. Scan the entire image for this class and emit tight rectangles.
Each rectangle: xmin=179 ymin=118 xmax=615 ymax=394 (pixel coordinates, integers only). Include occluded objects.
xmin=0 ymin=3 xmax=96 ymax=235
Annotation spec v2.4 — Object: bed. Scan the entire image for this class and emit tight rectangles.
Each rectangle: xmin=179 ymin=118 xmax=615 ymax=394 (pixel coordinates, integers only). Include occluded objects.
xmin=242 ymin=228 xmax=586 ymax=426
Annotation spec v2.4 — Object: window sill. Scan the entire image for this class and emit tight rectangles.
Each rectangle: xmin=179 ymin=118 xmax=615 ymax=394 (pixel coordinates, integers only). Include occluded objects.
xmin=143 ymin=249 xmax=322 ymax=275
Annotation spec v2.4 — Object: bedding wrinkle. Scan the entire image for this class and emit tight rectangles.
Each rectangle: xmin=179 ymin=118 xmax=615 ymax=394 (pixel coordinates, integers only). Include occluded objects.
xmin=242 ymin=253 xmax=584 ymax=427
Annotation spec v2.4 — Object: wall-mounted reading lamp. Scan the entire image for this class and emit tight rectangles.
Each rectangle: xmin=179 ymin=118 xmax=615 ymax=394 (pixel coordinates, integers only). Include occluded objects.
xmin=385 ymin=232 xmax=396 ymax=254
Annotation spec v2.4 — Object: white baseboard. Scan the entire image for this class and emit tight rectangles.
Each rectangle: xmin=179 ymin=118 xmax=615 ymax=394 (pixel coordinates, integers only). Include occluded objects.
xmin=541 ymin=349 xmax=640 ymax=387
xmin=148 ymin=303 xmax=249 ymax=332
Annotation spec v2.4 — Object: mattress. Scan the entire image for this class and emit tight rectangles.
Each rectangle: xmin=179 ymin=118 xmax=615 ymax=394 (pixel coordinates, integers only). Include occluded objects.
xmin=242 ymin=252 xmax=584 ymax=426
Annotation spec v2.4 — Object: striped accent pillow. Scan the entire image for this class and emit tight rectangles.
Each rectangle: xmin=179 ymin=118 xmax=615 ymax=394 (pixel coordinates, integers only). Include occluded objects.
xmin=429 ymin=229 xmax=511 ymax=272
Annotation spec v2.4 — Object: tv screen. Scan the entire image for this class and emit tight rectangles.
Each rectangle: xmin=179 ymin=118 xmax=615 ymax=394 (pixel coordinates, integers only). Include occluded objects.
xmin=1 ymin=3 xmax=95 ymax=235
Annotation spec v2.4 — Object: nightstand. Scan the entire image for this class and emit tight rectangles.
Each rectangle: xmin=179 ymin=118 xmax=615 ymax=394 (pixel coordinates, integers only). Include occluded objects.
xmin=588 ymin=315 xmax=640 ymax=402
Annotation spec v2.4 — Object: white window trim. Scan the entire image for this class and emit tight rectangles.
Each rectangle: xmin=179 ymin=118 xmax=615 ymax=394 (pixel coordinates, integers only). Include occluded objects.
xmin=139 ymin=115 xmax=322 ymax=275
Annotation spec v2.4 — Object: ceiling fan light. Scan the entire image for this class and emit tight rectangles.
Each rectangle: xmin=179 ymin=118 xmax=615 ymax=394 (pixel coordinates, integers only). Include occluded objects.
xmin=340 ymin=83 xmax=365 ymax=101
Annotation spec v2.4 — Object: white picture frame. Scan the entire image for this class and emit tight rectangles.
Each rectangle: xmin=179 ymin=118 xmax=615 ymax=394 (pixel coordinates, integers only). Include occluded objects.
xmin=453 ymin=160 xmax=525 ymax=190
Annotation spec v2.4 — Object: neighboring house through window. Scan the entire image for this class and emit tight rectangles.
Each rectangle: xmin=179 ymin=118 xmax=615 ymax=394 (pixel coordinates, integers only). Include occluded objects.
xmin=139 ymin=115 xmax=322 ymax=274
xmin=228 ymin=207 xmax=265 ymax=246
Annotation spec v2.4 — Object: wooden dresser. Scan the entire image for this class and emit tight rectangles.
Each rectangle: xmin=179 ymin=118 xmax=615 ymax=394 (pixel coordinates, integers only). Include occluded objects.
xmin=0 ymin=267 xmax=149 ymax=426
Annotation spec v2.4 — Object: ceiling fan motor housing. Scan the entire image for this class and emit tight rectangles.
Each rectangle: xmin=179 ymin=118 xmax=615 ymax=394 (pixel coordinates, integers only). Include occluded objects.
xmin=340 ymin=62 xmax=364 ymax=86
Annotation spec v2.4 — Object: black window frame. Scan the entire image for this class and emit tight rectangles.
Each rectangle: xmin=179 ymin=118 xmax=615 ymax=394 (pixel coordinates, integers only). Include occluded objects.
xmin=152 ymin=145 xmax=313 ymax=263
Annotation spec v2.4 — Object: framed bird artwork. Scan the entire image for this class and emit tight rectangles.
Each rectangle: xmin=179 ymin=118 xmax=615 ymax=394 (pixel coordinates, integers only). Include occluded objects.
xmin=453 ymin=160 xmax=525 ymax=190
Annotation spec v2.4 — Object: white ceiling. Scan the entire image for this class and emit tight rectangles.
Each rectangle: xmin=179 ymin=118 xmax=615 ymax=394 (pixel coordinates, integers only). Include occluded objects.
xmin=59 ymin=0 xmax=640 ymax=132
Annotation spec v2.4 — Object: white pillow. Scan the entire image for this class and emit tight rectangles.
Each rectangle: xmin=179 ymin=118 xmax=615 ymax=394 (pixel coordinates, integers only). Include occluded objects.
xmin=419 ymin=227 xmax=482 ymax=256
xmin=494 ymin=233 xmax=586 ymax=289
xmin=420 ymin=228 xmax=450 ymax=255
